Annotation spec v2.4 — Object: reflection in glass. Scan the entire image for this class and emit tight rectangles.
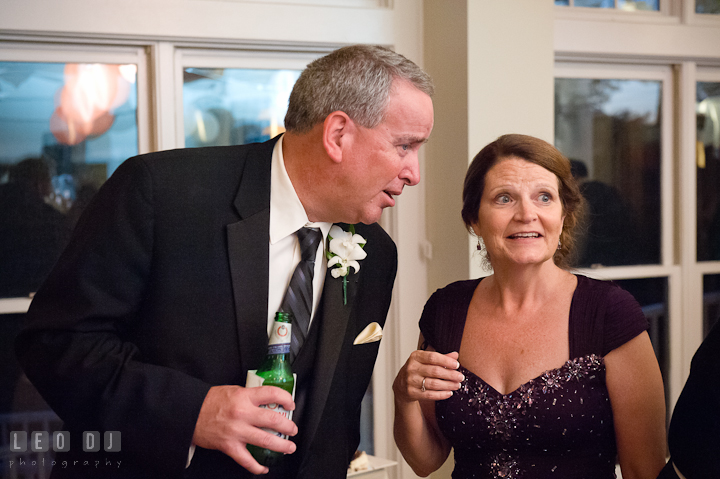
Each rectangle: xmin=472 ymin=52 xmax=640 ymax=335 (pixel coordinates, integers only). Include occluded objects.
xmin=564 ymin=0 xmax=659 ymax=8
xmin=703 ymin=274 xmax=720 ymax=337
xmin=573 ymin=0 xmax=614 ymax=7
xmin=555 ymin=78 xmax=662 ymax=267
xmin=618 ymin=0 xmax=659 ymax=10
xmin=613 ymin=277 xmax=669 ymax=400
xmin=696 ymin=0 xmax=720 ymax=14
xmin=182 ymin=68 xmax=301 ymax=148
xmin=0 ymin=62 xmax=138 ymax=298
xmin=0 ymin=61 xmax=137 ymax=475
xmin=697 ymin=82 xmax=720 ymax=262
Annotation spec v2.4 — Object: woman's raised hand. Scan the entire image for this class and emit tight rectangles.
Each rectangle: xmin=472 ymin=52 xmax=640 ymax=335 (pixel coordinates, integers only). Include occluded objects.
xmin=393 ymin=350 xmax=464 ymax=403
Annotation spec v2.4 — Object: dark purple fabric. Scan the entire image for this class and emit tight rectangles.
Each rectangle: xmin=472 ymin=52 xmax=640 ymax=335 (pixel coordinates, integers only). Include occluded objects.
xmin=419 ymin=274 xmax=648 ymax=479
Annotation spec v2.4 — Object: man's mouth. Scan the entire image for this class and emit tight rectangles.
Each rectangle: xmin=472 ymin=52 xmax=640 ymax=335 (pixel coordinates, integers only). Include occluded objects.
xmin=384 ymin=189 xmax=402 ymax=200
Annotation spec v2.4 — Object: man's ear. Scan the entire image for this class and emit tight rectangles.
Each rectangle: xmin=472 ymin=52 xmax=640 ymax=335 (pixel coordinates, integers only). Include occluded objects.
xmin=323 ymin=111 xmax=353 ymax=164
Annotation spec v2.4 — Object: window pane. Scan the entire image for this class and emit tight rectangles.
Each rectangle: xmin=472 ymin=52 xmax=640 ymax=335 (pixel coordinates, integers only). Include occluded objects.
xmin=613 ymin=277 xmax=669 ymax=399
xmin=555 ymin=78 xmax=662 ymax=267
xmin=0 ymin=61 xmax=138 ymax=475
xmin=555 ymin=0 xmax=570 ymax=5
xmin=697 ymin=82 xmax=720 ymax=262
xmin=703 ymin=274 xmax=720 ymax=337
xmin=574 ymin=0 xmax=615 ymax=8
xmin=618 ymin=0 xmax=659 ymax=10
xmin=182 ymin=68 xmax=301 ymax=147
xmin=697 ymin=0 xmax=720 ymax=14
xmin=0 ymin=62 xmax=138 ymax=298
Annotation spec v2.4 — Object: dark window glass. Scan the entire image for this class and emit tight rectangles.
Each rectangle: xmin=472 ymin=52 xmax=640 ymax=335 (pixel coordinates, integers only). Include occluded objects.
xmin=696 ymin=82 xmax=720 ymax=262
xmin=555 ymin=78 xmax=662 ymax=267
xmin=613 ymin=277 xmax=669 ymax=401
xmin=0 ymin=61 xmax=138 ymax=298
xmin=696 ymin=0 xmax=720 ymax=14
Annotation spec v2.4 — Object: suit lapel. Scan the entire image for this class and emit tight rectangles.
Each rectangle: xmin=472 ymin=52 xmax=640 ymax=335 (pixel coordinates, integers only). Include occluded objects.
xmin=227 ymin=139 xmax=277 ymax=377
xmin=299 ymin=258 xmax=361 ymax=457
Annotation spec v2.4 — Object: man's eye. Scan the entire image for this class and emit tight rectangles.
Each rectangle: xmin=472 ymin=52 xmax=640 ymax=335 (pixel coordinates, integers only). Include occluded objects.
xmin=401 ymin=144 xmax=409 ymax=151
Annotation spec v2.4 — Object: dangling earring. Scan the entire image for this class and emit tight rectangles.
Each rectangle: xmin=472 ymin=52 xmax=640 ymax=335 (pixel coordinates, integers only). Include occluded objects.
xmin=477 ymin=238 xmax=482 ymax=251
xmin=557 ymin=239 xmax=562 ymax=250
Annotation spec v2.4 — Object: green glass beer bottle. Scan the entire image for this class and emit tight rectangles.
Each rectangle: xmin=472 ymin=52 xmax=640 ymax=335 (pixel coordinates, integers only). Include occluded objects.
xmin=247 ymin=311 xmax=295 ymax=466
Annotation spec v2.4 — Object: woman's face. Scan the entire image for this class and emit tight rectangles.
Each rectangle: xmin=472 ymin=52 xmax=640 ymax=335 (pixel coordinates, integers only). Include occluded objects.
xmin=473 ymin=157 xmax=565 ymax=269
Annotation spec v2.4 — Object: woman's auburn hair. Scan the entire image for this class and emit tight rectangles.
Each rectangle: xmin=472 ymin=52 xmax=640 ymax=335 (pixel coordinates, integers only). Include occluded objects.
xmin=461 ymin=133 xmax=586 ymax=269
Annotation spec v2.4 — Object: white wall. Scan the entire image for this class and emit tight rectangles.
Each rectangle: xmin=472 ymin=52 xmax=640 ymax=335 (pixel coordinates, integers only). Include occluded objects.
xmin=423 ymin=0 xmax=555 ymax=296
xmin=421 ymin=2 xmax=554 ymax=477
xmin=0 ymin=0 xmax=394 ymax=45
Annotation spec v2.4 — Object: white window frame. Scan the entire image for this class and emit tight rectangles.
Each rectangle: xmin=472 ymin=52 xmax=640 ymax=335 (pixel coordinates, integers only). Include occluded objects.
xmin=682 ymin=64 xmax=720 ymax=358
xmin=554 ymin=61 xmax=685 ymax=405
xmin=555 ymin=0 xmax=678 ymax=24
xmin=0 ymin=40 xmax=151 ymax=314
xmin=683 ymin=0 xmax=720 ymax=25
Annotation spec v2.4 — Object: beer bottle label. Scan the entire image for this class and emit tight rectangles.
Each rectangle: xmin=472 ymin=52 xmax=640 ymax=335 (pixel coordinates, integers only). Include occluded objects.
xmin=259 ymin=403 xmax=292 ymax=440
xmin=268 ymin=320 xmax=291 ymax=355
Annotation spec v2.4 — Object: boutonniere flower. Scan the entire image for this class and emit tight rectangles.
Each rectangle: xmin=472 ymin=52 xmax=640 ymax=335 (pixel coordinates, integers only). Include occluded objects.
xmin=326 ymin=224 xmax=367 ymax=305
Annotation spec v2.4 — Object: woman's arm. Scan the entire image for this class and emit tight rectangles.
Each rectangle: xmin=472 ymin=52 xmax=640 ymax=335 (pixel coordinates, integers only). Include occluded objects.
xmin=393 ymin=334 xmax=463 ymax=477
xmin=605 ymin=331 xmax=667 ymax=479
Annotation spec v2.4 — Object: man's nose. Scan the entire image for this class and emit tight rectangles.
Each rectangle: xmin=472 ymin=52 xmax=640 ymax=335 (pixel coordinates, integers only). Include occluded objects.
xmin=400 ymin=154 xmax=421 ymax=187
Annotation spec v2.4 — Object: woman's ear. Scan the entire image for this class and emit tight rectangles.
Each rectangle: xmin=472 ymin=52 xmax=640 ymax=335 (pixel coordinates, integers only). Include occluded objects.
xmin=322 ymin=111 xmax=352 ymax=164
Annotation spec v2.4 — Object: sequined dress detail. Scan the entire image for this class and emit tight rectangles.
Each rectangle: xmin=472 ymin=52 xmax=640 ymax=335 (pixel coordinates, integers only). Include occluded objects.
xmin=419 ymin=275 xmax=648 ymax=479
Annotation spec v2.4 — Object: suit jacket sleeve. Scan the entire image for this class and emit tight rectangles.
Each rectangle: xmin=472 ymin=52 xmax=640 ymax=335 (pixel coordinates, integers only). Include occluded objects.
xmin=666 ymin=320 xmax=720 ymax=478
xmin=15 ymin=155 xmax=213 ymax=475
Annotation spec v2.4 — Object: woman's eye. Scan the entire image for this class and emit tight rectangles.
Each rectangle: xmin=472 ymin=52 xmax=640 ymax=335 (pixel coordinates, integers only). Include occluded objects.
xmin=497 ymin=195 xmax=510 ymax=204
xmin=539 ymin=193 xmax=551 ymax=203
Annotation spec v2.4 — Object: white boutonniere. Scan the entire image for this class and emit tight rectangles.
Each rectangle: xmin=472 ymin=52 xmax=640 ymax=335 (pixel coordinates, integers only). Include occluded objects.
xmin=326 ymin=224 xmax=367 ymax=305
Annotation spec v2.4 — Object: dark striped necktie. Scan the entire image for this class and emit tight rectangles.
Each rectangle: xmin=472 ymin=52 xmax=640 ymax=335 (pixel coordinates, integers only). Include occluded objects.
xmin=281 ymin=226 xmax=322 ymax=363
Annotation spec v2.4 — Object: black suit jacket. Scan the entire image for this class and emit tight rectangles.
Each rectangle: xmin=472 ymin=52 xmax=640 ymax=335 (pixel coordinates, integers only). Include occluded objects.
xmin=657 ymin=320 xmax=720 ymax=479
xmin=15 ymin=137 xmax=397 ymax=478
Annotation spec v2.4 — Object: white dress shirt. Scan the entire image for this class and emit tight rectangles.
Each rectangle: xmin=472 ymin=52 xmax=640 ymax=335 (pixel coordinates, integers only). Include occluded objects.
xmin=188 ymin=136 xmax=330 ymax=467
xmin=268 ymin=135 xmax=331 ymax=336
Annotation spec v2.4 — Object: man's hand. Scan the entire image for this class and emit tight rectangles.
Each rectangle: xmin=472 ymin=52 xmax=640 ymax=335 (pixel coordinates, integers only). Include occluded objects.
xmin=192 ymin=385 xmax=298 ymax=475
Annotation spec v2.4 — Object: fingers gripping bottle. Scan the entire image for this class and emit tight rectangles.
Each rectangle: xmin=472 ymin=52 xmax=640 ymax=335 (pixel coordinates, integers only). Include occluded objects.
xmin=247 ymin=312 xmax=295 ymax=466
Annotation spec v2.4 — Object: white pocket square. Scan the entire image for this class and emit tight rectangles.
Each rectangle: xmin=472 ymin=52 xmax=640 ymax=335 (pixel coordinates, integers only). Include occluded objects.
xmin=354 ymin=322 xmax=383 ymax=345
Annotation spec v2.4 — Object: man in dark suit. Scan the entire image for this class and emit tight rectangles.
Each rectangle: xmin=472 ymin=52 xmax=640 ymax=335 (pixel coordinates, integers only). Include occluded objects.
xmin=15 ymin=44 xmax=434 ymax=478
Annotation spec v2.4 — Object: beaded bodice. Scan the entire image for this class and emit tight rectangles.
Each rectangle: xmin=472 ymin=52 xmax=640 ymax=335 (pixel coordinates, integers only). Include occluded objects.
xmin=436 ymin=354 xmax=617 ymax=479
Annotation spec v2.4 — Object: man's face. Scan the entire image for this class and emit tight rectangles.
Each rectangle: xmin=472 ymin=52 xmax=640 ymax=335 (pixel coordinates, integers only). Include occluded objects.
xmin=337 ymin=79 xmax=434 ymax=224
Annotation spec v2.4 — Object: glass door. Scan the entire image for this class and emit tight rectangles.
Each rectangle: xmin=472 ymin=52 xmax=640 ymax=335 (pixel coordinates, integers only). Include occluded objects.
xmin=554 ymin=61 xmax=677 ymax=407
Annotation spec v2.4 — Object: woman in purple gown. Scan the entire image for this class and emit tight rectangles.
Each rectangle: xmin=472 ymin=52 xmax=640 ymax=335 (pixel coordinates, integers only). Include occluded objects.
xmin=393 ymin=134 xmax=667 ymax=479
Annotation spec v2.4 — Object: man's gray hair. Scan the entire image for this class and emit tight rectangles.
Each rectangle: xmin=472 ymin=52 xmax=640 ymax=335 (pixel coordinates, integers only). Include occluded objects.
xmin=284 ymin=44 xmax=434 ymax=133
